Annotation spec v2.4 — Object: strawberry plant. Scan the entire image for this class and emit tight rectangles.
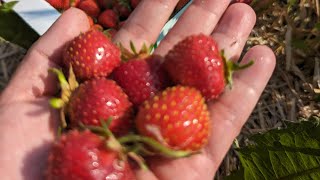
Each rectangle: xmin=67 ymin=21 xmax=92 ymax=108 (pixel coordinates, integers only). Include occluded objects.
xmin=226 ymin=117 xmax=320 ymax=180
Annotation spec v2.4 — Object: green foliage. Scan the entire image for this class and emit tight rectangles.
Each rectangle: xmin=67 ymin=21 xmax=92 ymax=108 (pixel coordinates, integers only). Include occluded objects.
xmin=0 ymin=1 xmax=18 ymax=12
xmin=0 ymin=2 xmax=39 ymax=49
xmin=227 ymin=117 xmax=320 ymax=180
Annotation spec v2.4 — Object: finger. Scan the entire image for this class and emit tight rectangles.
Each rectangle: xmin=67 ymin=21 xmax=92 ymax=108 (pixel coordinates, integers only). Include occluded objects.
xmin=0 ymin=98 xmax=59 ymax=180
xmin=212 ymin=3 xmax=256 ymax=60
xmin=113 ymin=0 xmax=179 ymax=49
xmin=154 ymin=0 xmax=230 ymax=56
xmin=206 ymin=45 xmax=276 ymax=171
xmin=0 ymin=8 xmax=90 ymax=105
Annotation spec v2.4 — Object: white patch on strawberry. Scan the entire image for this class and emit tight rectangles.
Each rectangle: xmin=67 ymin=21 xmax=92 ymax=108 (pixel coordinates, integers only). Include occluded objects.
xmin=145 ymin=124 xmax=167 ymax=146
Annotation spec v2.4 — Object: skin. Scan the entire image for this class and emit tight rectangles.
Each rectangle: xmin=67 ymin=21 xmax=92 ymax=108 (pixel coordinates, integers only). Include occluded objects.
xmin=0 ymin=1 xmax=276 ymax=180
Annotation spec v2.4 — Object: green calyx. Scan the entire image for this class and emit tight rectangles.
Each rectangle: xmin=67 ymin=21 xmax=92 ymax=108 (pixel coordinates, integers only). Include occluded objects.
xmin=118 ymin=135 xmax=194 ymax=158
xmin=81 ymin=120 xmax=149 ymax=170
xmin=117 ymin=0 xmax=131 ymax=10
xmin=119 ymin=41 xmax=154 ymax=62
xmin=49 ymin=66 xmax=79 ymax=128
xmin=221 ymin=50 xmax=254 ymax=88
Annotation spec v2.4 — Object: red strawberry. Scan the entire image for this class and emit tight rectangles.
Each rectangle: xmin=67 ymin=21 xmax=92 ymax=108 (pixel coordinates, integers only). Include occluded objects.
xmin=164 ymin=34 xmax=225 ymax=100
xmin=113 ymin=0 xmax=132 ymax=19
xmin=68 ymin=78 xmax=133 ymax=136
xmin=78 ymin=0 xmax=101 ymax=18
xmin=47 ymin=130 xmax=136 ymax=180
xmin=46 ymin=0 xmax=79 ymax=10
xmin=97 ymin=0 xmax=115 ymax=9
xmin=164 ymin=34 xmax=253 ymax=100
xmin=113 ymin=55 xmax=171 ymax=107
xmin=135 ymin=86 xmax=210 ymax=151
xmin=62 ymin=30 xmax=121 ymax=80
xmin=98 ymin=9 xmax=119 ymax=29
xmin=130 ymin=0 xmax=140 ymax=9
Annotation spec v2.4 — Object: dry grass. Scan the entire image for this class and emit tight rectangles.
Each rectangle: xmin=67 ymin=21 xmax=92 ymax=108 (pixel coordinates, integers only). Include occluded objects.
xmin=0 ymin=0 xmax=319 ymax=179
xmin=217 ymin=0 xmax=320 ymax=178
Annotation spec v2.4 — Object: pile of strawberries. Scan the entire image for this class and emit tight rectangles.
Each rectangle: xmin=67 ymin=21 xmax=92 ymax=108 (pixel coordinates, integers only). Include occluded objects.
xmin=45 ymin=0 xmax=192 ymax=38
xmin=46 ymin=28 xmax=252 ymax=179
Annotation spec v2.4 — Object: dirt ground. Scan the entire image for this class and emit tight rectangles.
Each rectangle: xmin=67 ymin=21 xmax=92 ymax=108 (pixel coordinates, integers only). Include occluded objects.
xmin=0 ymin=1 xmax=319 ymax=179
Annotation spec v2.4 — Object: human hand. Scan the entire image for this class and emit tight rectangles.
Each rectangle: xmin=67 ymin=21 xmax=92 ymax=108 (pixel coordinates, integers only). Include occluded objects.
xmin=0 ymin=1 xmax=275 ymax=180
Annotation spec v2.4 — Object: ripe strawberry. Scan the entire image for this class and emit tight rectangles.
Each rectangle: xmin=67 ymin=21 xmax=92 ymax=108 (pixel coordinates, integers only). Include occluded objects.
xmin=164 ymin=34 xmax=225 ymax=100
xmin=164 ymin=34 xmax=253 ymax=100
xmin=97 ymin=0 xmax=115 ymax=9
xmin=78 ymin=0 xmax=101 ymax=18
xmin=130 ymin=0 xmax=140 ymax=9
xmin=47 ymin=130 xmax=136 ymax=180
xmin=98 ymin=9 xmax=119 ymax=29
xmin=113 ymin=0 xmax=132 ymax=19
xmin=68 ymin=78 xmax=133 ymax=136
xmin=62 ymin=30 xmax=121 ymax=80
xmin=46 ymin=0 xmax=79 ymax=10
xmin=135 ymin=86 xmax=210 ymax=151
xmin=113 ymin=55 xmax=171 ymax=107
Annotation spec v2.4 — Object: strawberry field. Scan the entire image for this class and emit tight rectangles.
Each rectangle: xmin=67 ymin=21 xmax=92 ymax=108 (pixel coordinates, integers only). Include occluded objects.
xmin=0 ymin=0 xmax=320 ymax=179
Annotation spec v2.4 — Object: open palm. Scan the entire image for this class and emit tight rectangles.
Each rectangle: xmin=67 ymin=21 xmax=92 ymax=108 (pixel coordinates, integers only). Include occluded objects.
xmin=0 ymin=1 xmax=275 ymax=179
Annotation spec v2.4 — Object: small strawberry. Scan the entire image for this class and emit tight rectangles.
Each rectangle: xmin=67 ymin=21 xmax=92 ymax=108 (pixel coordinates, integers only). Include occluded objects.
xmin=135 ymin=86 xmax=210 ymax=151
xmin=113 ymin=0 xmax=132 ymax=19
xmin=130 ymin=0 xmax=140 ymax=9
xmin=62 ymin=30 xmax=121 ymax=80
xmin=46 ymin=130 xmax=136 ymax=180
xmin=46 ymin=0 xmax=79 ymax=10
xmin=113 ymin=47 xmax=171 ymax=106
xmin=97 ymin=0 xmax=115 ymax=9
xmin=78 ymin=0 xmax=101 ymax=18
xmin=164 ymin=34 xmax=253 ymax=100
xmin=68 ymin=78 xmax=133 ymax=136
xmin=98 ymin=9 xmax=119 ymax=29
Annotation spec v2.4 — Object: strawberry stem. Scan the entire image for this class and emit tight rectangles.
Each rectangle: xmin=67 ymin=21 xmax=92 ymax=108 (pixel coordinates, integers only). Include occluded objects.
xmin=118 ymin=135 xmax=193 ymax=158
xmin=221 ymin=50 xmax=254 ymax=88
xmin=49 ymin=98 xmax=64 ymax=109
xmin=49 ymin=68 xmax=70 ymax=93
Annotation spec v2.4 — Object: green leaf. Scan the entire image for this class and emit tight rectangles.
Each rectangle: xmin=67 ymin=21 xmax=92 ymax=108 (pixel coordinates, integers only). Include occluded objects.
xmin=0 ymin=11 xmax=39 ymax=49
xmin=229 ymin=117 xmax=320 ymax=180
xmin=0 ymin=1 xmax=18 ymax=12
